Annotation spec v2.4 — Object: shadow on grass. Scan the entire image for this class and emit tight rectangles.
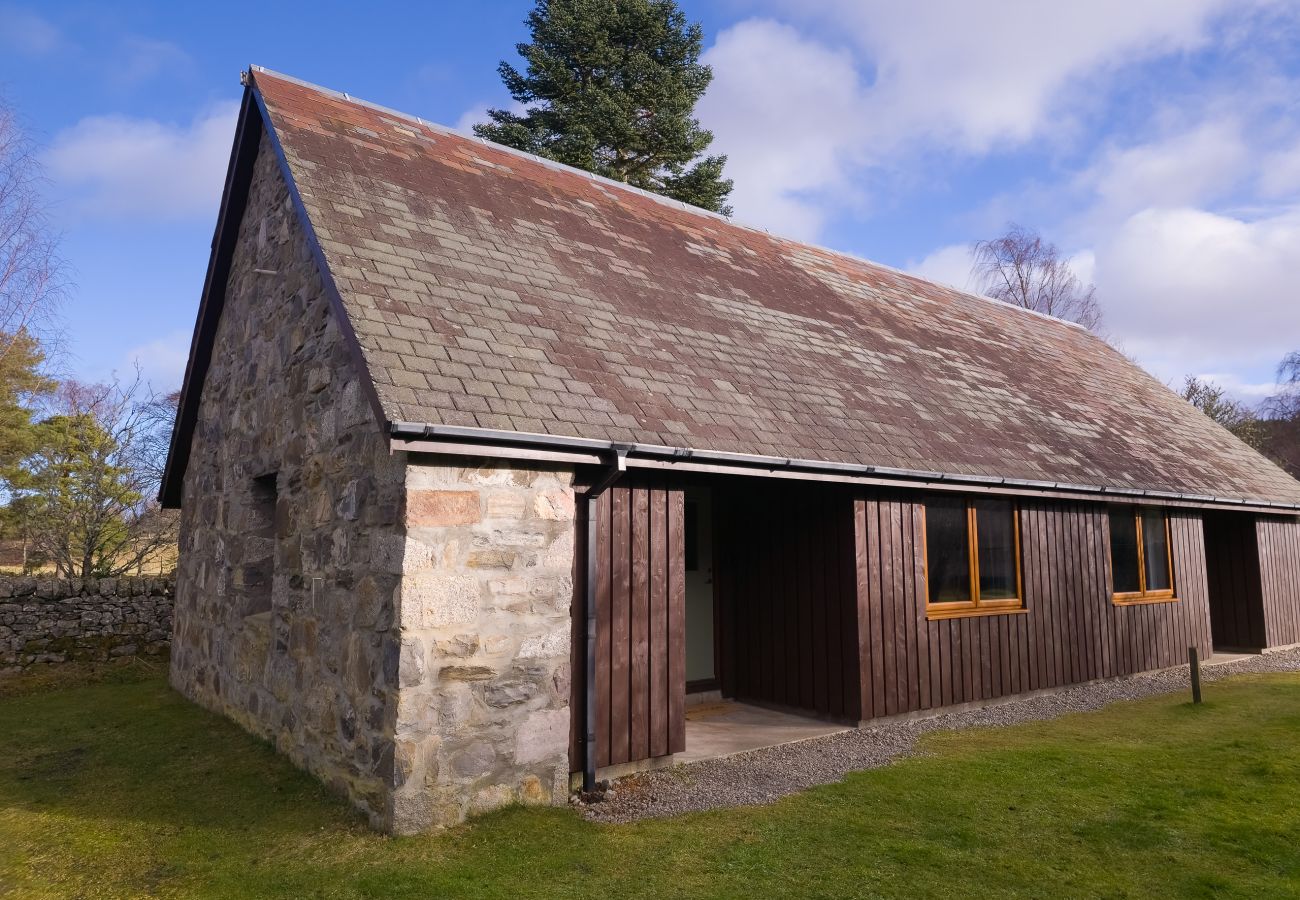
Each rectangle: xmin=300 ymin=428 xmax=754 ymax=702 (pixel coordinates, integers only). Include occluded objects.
xmin=0 ymin=668 xmax=367 ymax=836
xmin=0 ymin=653 xmax=168 ymax=700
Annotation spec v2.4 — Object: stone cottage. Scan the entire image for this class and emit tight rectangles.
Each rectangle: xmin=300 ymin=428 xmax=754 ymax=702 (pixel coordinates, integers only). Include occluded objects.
xmin=162 ymin=68 xmax=1300 ymax=834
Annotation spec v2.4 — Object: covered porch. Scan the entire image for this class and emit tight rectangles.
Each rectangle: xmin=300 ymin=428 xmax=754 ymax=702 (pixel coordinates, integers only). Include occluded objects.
xmin=570 ymin=473 xmax=862 ymax=783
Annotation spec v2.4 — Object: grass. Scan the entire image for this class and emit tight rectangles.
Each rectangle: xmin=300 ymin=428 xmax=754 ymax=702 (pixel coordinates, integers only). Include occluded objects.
xmin=2 ymin=664 xmax=1300 ymax=899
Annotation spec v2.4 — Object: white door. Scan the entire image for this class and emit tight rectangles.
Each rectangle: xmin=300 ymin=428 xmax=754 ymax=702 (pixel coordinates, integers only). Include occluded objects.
xmin=684 ymin=487 xmax=715 ymax=688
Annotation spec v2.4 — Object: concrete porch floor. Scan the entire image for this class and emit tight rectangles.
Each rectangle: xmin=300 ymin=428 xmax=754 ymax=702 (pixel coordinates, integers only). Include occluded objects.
xmin=1205 ymin=651 xmax=1257 ymax=667
xmin=678 ymin=700 xmax=851 ymax=764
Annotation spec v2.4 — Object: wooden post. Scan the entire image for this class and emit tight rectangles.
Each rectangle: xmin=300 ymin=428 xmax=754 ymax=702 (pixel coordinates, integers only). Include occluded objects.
xmin=1188 ymin=646 xmax=1202 ymax=704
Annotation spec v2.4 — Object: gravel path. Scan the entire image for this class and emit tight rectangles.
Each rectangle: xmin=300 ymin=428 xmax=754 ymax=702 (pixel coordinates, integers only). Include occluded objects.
xmin=581 ymin=647 xmax=1300 ymax=824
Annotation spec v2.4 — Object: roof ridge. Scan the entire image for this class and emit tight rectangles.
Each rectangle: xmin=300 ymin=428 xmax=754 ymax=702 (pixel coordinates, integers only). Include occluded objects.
xmin=247 ymin=65 xmax=1087 ymax=334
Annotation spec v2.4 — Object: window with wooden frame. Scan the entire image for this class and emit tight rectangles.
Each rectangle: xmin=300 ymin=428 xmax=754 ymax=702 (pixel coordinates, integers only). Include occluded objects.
xmin=922 ymin=496 xmax=1023 ymax=618
xmin=1108 ymin=506 xmax=1176 ymax=604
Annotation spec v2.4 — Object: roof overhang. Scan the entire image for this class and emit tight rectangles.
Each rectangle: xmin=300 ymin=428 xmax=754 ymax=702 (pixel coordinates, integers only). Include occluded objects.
xmin=389 ymin=421 xmax=1300 ymax=517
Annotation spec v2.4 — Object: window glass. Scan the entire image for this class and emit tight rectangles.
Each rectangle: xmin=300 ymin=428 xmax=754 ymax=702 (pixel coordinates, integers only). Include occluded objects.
xmin=975 ymin=499 xmax=1018 ymax=601
xmin=1109 ymin=509 xmax=1141 ymax=594
xmin=925 ymin=497 xmax=971 ymax=604
xmin=1142 ymin=508 xmax=1171 ymax=593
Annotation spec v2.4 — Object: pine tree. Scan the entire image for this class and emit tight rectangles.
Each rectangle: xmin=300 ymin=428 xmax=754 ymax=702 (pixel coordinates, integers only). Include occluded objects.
xmin=475 ymin=0 xmax=733 ymax=215
xmin=0 ymin=330 xmax=51 ymax=471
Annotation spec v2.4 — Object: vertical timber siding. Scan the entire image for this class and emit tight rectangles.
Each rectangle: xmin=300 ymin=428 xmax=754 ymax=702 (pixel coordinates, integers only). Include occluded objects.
xmin=570 ymin=477 xmax=685 ymax=773
xmin=713 ymin=484 xmax=861 ymax=721
xmin=855 ymin=494 xmax=1213 ymax=720
xmin=1258 ymin=515 xmax=1300 ymax=648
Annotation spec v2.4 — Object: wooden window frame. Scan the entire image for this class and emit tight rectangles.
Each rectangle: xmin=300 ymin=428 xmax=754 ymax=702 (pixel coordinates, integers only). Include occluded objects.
xmin=1110 ymin=507 xmax=1178 ymax=606
xmin=921 ymin=498 xmax=1025 ymax=620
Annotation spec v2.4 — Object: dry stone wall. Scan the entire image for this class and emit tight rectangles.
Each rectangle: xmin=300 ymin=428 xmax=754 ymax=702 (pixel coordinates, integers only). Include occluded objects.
xmin=0 ymin=576 xmax=173 ymax=674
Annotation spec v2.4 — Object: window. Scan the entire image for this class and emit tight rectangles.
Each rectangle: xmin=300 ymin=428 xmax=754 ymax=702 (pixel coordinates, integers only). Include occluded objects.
xmin=922 ymin=496 xmax=1023 ymax=617
xmin=1109 ymin=507 xmax=1175 ymax=603
xmin=243 ymin=472 xmax=279 ymax=620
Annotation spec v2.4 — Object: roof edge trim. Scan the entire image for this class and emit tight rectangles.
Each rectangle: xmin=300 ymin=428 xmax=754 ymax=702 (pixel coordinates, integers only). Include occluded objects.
xmin=389 ymin=421 xmax=1300 ymax=515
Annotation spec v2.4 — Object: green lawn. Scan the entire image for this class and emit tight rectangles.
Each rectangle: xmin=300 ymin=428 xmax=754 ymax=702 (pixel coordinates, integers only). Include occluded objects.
xmin=2 ymin=663 xmax=1300 ymax=899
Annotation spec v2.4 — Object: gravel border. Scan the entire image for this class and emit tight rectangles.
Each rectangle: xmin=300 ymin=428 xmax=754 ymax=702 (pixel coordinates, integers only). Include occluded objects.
xmin=580 ymin=647 xmax=1300 ymax=824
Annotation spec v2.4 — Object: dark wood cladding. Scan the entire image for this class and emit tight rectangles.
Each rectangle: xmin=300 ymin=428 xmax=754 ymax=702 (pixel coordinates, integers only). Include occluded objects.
xmin=1203 ymin=512 xmax=1267 ymax=649
xmin=1257 ymin=515 xmax=1300 ymax=648
xmin=570 ymin=476 xmax=685 ymax=773
xmin=571 ymin=477 xmax=1254 ymax=768
xmin=714 ymin=484 xmax=861 ymax=720
xmin=854 ymin=495 xmax=1213 ymax=720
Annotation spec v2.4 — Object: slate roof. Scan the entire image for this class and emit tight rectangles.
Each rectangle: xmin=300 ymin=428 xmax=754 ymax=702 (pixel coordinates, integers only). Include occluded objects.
xmin=171 ymin=68 xmax=1300 ymax=507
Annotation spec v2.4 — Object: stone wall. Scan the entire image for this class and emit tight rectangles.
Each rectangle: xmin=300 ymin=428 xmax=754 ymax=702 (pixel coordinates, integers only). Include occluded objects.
xmin=391 ymin=458 xmax=576 ymax=832
xmin=0 ymin=576 xmax=173 ymax=674
xmin=169 ymin=133 xmax=406 ymax=830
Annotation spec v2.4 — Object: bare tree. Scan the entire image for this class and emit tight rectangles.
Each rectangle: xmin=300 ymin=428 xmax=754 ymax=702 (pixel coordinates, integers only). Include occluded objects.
xmin=134 ymin=388 xmax=180 ymax=493
xmin=4 ymin=374 xmax=177 ymax=577
xmin=1268 ymin=352 xmax=1300 ymax=419
xmin=971 ymin=224 xmax=1102 ymax=331
xmin=0 ymin=96 xmax=64 ymax=365
xmin=1261 ymin=351 xmax=1300 ymax=479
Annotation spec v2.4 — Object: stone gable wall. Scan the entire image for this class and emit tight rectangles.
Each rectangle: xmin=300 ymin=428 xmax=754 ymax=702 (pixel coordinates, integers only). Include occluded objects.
xmin=0 ymin=576 xmax=173 ymax=674
xmin=391 ymin=459 xmax=576 ymax=832
xmin=169 ymin=133 xmax=405 ymax=829
xmin=170 ymin=129 xmax=581 ymax=834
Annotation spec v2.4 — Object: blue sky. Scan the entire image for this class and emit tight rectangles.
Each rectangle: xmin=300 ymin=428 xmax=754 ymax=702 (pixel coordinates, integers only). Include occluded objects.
xmin=2 ymin=1 xmax=1299 ymax=405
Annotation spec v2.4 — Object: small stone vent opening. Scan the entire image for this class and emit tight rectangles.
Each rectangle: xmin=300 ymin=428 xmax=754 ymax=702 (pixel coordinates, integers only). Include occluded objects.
xmin=242 ymin=471 xmax=279 ymax=620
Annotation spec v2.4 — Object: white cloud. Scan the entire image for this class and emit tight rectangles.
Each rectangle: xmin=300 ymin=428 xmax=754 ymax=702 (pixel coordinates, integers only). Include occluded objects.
xmin=0 ymin=6 xmax=61 ymax=55
xmin=907 ymin=243 xmax=976 ymax=292
xmin=1258 ymin=139 xmax=1300 ymax=198
xmin=0 ymin=10 xmax=188 ymax=85
xmin=122 ymin=329 xmax=190 ymax=392
xmin=1071 ymin=121 xmax=1250 ymax=234
xmin=1093 ymin=206 xmax=1300 ymax=386
xmin=1069 ymin=249 xmax=1097 ymax=288
xmin=772 ymin=0 xmax=1246 ymax=153
xmin=454 ymin=105 xmax=491 ymax=134
xmin=1192 ymin=372 xmax=1278 ymax=401
xmin=699 ymin=1 xmax=1264 ymax=239
xmin=110 ymin=36 xmax=191 ymax=88
xmin=700 ymin=19 xmax=871 ymax=239
xmin=45 ymin=101 xmax=238 ymax=221
xmin=452 ymin=99 xmax=526 ymax=136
